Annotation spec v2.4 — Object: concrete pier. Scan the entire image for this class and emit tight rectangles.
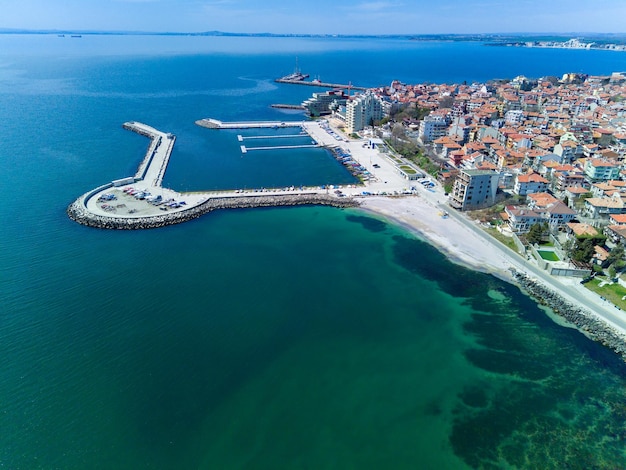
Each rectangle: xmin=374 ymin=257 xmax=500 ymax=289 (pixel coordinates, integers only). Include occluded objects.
xmin=240 ymin=134 xmax=306 ymax=140
xmin=242 ymin=144 xmax=319 ymax=152
xmin=68 ymin=120 xmax=360 ymax=230
xmin=270 ymin=104 xmax=306 ymax=110
xmin=123 ymin=122 xmax=175 ymax=187
xmin=195 ymin=118 xmax=304 ymax=130
xmin=274 ymin=78 xmax=368 ymax=91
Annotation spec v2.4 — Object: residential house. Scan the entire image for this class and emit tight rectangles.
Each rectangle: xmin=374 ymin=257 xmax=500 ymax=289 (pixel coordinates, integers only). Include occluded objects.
xmin=595 ymin=128 xmax=614 ymax=146
xmin=564 ymin=186 xmax=591 ymax=208
xmin=514 ymin=172 xmax=549 ymax=196
xmin=566 ymin=222 xmax=599 ymax=239
xmin=584 ymin=158 xmax=621 ymax=183
xmin=525 ymin=192 xmax=577 ymax=230
xmin=553 ymin=140 xmax=579 ymax=163
xmin=504 ymin=206 xmax=542 ymax=232
xmin=542 ymin=200 xmax=577 ymax=231
xmin=609 ymin=214 xmax=626 ymax=225
xmin=553 ymin=170 xmax=587 ymax=192
xmin=606 ymin=224 xmax=626 ymax=244
xmin=591 ymin=182 xmax=622 ymax=198
xmin=583 ymin=194 xmax=626 ymax=220
xmin=433 ymin=136 xmax=462 ymax=158
xmin=527 ymin=192 xmax=559 ymax=209
xmin=301 ymin=90 xmax=349 ymax=117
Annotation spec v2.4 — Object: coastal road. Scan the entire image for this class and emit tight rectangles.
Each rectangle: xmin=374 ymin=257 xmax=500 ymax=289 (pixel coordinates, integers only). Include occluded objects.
xmin=406 ymin=172 xmax=626 ymax=333
xmin=443 ymin=205 xmax=626 ymax=336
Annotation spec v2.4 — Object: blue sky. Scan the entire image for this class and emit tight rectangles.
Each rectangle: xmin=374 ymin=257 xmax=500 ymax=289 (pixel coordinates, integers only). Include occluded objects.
xmin=1 ymin=0 xmax=626 ymax=35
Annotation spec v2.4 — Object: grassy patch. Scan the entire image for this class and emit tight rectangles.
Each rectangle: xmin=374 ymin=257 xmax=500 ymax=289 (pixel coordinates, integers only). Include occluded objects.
xmin=537 ymin=250 xmax=560 ymax=261
xmin=485 ymin=228 xmax=520 ymax=253
xmin=585 ymin=278 xmax=626 ymax=310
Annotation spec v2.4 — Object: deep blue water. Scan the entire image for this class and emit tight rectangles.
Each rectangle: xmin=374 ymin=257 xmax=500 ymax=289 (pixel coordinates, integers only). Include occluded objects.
xmin=1 ymin=34 xmax=626 ymax=469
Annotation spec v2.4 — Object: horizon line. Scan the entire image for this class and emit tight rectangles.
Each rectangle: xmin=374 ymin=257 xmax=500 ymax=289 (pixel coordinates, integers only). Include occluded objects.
xmin=2 ymin=29 xmax=626 ymax=38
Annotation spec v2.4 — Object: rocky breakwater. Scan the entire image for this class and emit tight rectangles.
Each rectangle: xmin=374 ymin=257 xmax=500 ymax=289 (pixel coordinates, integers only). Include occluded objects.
xmin=67 ymin=193 xmax=359 ymax=230
xmin=512 ymin=270 xmax=626 ymax=360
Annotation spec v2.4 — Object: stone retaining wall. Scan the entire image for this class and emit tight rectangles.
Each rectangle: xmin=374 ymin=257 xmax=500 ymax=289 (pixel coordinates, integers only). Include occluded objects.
xmin=512 ymin=270 xmax=626 ymax=360
xmin=67 ymin=193 xmax=359 ymax=230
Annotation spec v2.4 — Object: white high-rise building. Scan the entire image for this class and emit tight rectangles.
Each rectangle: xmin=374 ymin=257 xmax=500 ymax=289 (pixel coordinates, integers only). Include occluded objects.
xmin=345 ymin=92 xmax=383 ymax=134
xmin=449 ymin=169 xmax=500 ymax=211
xmin=418 ymin=115 xmax=449 ymax=143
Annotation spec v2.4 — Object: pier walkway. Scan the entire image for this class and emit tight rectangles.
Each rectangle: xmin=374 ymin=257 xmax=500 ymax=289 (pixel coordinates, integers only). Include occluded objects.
xmin=238 ymin=134 xmax=305 ymax=141
xmin=243 ymin=144 xmax=319 ymax=152
xmin=123 ymin=122 xmax=176 ymax=187
xmin=274 ymin=78 xmax=368 ymax=91
xmin=196 ymin=118 xmax=304 ymax=130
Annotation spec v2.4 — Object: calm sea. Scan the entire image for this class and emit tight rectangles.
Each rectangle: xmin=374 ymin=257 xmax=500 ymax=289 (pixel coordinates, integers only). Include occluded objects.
xmin=1 ymin=34 xmax=626 ymax=469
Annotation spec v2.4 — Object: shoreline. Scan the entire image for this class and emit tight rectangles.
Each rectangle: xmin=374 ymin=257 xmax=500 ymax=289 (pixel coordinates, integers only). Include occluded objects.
xmin=356 ymin=195 xmax=626 ymax=360
xmin=357 ymin=195 xmax=513 ymax=280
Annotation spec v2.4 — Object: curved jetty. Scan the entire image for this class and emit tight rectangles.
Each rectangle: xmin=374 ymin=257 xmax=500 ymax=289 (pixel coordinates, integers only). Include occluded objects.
xmin=67 ymin=122 xmax=358 ymax=230
xmin=68 ymin=193 xmax=358 ymax=230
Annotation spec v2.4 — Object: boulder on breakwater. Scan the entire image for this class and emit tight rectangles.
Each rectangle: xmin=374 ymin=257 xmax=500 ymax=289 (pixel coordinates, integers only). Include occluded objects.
xmin=67 ymin=193 xmax=359 ymax=230
xmin=512 ymin=270 xmax=626 ymax=361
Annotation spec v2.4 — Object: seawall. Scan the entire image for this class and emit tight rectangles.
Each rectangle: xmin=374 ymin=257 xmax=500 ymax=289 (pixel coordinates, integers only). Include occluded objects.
xmin=512 ymin=270 xmax=626 ymax=360
xmin=67 ymin=193 xmax=359 ymax=230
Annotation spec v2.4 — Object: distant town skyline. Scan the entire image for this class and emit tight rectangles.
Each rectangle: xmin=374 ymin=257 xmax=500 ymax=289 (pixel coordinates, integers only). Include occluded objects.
xmin=1 ymin=0 xmax=626 ymax=36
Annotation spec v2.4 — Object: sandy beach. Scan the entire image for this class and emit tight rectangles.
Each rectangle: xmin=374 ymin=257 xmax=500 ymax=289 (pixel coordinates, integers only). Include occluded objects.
xmin=357 ymin=193 xmax=626 ymax=341
xmin=358 ymin=194 xmax=513 ymax=278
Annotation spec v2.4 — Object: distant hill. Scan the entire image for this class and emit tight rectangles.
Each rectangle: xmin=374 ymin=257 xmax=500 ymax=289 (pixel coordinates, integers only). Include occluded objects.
xmin=1 ymin=29 xmax=625 ymax=44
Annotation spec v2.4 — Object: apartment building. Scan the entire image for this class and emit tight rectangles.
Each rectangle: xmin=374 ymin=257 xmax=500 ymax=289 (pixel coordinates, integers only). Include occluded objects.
xmin=418 ymin=115 xmax=449 ymax=143
xmin=345 ymin=91 xmax=384 ymax=134
xmin=584 ymin=158 xmax=621 ymax=183
xmin=449 ymin=169 xmax=500 ymax=211
xmin=513 ymin=172 xmax=549 ymax=196
xmin=301 ymin=90 xmax=348 ymax=117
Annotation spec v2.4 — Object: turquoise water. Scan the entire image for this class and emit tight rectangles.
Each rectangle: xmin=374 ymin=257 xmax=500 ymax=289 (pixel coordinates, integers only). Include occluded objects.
xmin=2 ymin=35 xmax=626 ymax=469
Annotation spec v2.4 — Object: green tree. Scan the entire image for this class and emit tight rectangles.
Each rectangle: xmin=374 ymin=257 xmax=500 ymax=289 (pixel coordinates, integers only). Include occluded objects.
xmin=562 ymin=238 xmax=574 ymax=256
xmin=391 ymin=123 xmax=406 ymax=139
xmin=527 ymin=222 xmax=548 ymax=245
xmin=608 ymin=244 xmax=625 ymax=269
xmin=411 ymin=105 xmax=431 ymax=121
xmin=572 ymin=238 xmax=597 ymax=263
xmin=439 ymin=95 xmax=454 ymax=109
xmin=608 ymin=264 xmax=617 ymax=280
xmin=544 ymin=76 xmax=560 ymax=85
